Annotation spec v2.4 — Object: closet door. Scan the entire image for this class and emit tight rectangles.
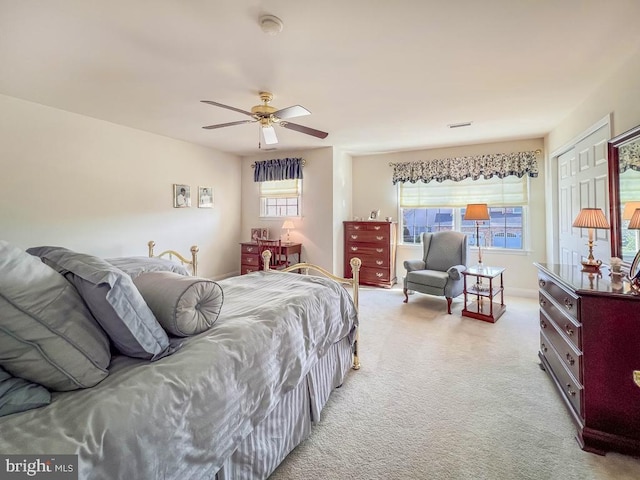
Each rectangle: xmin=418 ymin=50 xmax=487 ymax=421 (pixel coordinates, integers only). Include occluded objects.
xmin=557 ymin=124 xmax=610 ymax=265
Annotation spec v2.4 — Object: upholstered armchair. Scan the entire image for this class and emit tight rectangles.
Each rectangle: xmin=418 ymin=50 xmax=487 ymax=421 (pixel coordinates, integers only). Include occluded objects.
xmin=403 ymin=231 xmax=469 ymax=314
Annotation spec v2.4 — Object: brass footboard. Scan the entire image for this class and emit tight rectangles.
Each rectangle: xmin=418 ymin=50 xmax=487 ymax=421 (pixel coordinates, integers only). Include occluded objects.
xmin=262 ymin=250 xmax=362 ymax=370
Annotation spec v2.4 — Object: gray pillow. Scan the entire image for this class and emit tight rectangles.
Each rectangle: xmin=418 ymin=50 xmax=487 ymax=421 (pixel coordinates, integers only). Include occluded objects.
xmin=133 ymin=272 xmax=224 ymax=337
xmin=106 ymin=256 xmax=191 ymax=279
xmin=0 ymin=366 xmax=50 ymax=417
xmin=0 ymin=241 xmax=110 ymax=391
xmin=27 ymin=246 xmax=172 ymax=361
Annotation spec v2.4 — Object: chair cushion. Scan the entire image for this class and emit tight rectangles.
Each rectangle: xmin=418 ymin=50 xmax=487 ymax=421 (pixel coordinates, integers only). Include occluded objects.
xmin=27 ymin=246 xmax=172 ymax=361
xmin=406 ymin=269 xmax=450 ymax=289
xmin=425 ymin=232 xmax=464 ymax=272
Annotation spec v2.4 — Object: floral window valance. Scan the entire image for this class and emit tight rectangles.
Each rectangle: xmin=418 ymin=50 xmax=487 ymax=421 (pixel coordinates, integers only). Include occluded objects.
xmin=253 ymin=157 xmax=304 ymax=182
xmin=390 ymin=150 xmax=540 ymax=185
xmin=619 ymin=141 xmax=640 ymax=173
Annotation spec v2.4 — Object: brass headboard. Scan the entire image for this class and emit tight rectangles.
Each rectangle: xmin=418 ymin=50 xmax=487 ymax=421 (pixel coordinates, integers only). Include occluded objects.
xmin=148 ymin=240 xmax=199 ymax=276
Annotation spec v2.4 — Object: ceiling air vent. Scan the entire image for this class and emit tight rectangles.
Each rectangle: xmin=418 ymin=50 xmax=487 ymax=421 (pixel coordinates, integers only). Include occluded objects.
xmin=448 ymin=121 xmax=472 ymax=129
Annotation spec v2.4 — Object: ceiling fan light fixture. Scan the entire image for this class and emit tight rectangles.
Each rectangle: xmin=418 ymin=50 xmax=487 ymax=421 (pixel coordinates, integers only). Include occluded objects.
xmin=259 ymin=15 xmax=283 ymax=36
xmin=262 ymin=125 xmax=278 ymax=144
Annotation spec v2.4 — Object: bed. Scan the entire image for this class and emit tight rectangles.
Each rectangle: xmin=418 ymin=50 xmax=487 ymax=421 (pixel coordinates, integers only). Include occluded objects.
xmin=0 ymin=240 xmax=361 ymax=480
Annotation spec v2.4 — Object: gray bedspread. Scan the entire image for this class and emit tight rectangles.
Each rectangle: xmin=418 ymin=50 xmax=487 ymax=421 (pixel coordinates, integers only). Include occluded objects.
xmin=0 ymin=271 xmax=358 ymax=479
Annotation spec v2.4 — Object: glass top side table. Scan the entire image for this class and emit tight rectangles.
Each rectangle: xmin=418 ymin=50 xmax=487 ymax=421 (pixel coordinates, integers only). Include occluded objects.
xmin=461 ymin=266 xmax=506 ymax=323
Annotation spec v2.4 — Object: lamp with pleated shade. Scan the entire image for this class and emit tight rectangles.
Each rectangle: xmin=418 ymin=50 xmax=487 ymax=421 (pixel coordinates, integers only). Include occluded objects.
xmin=572 ymin=208 xmax=610 ymax=272
xmin=281 ymin=220 xmax=295 ymax=243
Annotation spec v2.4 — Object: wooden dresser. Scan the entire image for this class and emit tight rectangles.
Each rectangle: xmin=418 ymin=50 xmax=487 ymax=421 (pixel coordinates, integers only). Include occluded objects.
xmin=344 ymin=221 xmax=397 ymax=288
xmin=535 ymin=263 xmax=640 ymax=456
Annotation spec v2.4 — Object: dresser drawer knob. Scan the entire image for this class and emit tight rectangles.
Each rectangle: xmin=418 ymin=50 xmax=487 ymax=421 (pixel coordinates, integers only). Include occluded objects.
xmin=351 ymin=247 xmax=359 ymax=252
xmin=351 ymin=234 xmax=359 ymax=240
xmin=564 ymin=324 xmax=574 ymax=336
xmin=563 ymin=298 xmax=573 ymax=310
xmin=539 ymin=279 xmax=546 ymax=288
xmin=539 ymin=298 xmax=546 ymax=307
xmin=540 ymin=319 xmax=547 ymax=329
xmin=566 ymin=384 xmax=577 ymax=397
xmin=354 ymin=226 xmax=361 ymax=230
xmin=541 ymin=342 xmax=548 ymax=353
xmin=376 ymin=236 xmax=384 ymax=240
xmin=566 ymin=353 xmax=575 ymax=366
xmin=374 ymin=226 xmax=381 ymax=230
xmin=376 ymin=248 xmax=383 ymax=253
xmin=246 ymin=269 xmax=253 ymax=273
xmin=247 ymin=247 xmax=254 ymax=252
xmin=376 ymin=260 xmax=383 ymax=265
xmin=376 ymin=272 xmax=383 ymax=277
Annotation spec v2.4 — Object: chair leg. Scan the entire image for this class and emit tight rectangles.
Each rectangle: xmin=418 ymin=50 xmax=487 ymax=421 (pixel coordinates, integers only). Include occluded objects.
xmin=446 ymin=297 xmax=452 ymax=314
xmin=403 ymin=288 xmax=409 ymax=303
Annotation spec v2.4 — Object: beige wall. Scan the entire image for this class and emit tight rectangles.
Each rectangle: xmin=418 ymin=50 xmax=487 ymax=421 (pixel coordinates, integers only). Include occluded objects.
xmin=241 ymin=147 xmax=338 ymax=272
xmin=545 ymin=46 xmax=640 ymax=264
xmin=548 ymin=47 xmax=640 ymax=154
xmin=332 ymin=149 xmax=353 ymax=274
xmin=0 ymin=94 xmax=241 ymax=279
xmin=352 ymin=138 xmax=546 ymax=296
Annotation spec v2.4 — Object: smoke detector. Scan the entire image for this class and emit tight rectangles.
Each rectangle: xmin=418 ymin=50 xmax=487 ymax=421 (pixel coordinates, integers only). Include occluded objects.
xmin=259 ymin=15 xmax=284 ymax=35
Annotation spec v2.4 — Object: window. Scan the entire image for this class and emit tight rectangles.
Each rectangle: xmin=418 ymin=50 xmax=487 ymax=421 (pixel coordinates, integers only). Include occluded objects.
xmin=400 ymin=176 xmax=527 ymax=250
xmin=260 ymin=179 xmax=301 ymax=217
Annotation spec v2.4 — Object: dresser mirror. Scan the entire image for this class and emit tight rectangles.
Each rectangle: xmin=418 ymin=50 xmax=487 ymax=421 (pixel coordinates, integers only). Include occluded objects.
xmin=608 ymin=124 xmax=640 ymax=268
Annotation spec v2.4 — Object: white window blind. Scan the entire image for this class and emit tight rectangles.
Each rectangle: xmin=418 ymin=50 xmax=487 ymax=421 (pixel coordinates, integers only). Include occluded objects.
xmin=400 ymin=176 xmax=529 ymax=208
xmin=620 ymin=169 xmax=640 ymax=203
xmin=259 ymin=179 xmax=301 ymax=198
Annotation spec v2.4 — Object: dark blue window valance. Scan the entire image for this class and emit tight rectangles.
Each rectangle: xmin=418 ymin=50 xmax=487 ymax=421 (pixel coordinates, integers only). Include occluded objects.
xmin=253 ymin=157 xmax=304 ymax=182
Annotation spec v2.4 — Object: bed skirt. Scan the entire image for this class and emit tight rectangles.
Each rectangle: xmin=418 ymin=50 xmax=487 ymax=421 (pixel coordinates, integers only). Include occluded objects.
xmin=215 ymin=335 xmax=353 ymax=480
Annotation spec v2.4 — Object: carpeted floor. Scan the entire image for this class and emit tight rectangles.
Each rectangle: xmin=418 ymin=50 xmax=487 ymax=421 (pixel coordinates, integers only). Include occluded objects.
xmin=269 ymin=287 xmax=640 ymax=480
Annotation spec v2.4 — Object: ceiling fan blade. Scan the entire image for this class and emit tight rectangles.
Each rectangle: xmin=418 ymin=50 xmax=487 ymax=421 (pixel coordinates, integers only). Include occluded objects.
xmin=262 ymin=125 xmax=278 ymax=145
xmin=272 ymin=105 xmax=311 ymax=120
xmin=202 ymin=120 xmax=256 ymax=130
xmin=200 ymin=100 xmax=255 ymax=117
xmin=280 ymin=122 xmax=328 ymax=139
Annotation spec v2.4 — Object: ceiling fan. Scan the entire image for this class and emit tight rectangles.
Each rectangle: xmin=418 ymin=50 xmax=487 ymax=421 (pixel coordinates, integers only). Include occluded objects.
xmin=201 ymin=92 xmax=328 ymax=145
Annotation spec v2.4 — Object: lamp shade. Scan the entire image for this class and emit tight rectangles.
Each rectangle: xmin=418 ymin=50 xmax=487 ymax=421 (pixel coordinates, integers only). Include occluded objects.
xmin=464 ymin=203 xmax=490 ymax=221
xmin=572 ymin=208 xmax=610 ymax=229
xmin=628 ymin=209 xmax=640 ymax=230
xmin=623 ymin=202 xmax=640 ymax=220
xmin=282 ymin=220 xmax=295 ymax=230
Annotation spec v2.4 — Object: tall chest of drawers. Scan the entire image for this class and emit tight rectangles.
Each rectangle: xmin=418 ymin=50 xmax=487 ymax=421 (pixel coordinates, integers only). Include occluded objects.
xmin=344 ymin=221 xmax=397 ymax=288
xmin=535 ymin=263 xmax=640 ymax=456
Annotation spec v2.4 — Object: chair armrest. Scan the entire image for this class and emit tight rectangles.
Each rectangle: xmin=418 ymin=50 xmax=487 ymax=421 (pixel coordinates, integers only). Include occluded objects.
xmin=404 ymin=259 xmax=426 ymax=272
xmin=447 ymin=264 xmax=466 ymax=280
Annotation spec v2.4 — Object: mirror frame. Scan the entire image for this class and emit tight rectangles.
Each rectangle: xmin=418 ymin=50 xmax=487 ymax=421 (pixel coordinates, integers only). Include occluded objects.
xmin=607 ymin=124 xmax=640 ymax=266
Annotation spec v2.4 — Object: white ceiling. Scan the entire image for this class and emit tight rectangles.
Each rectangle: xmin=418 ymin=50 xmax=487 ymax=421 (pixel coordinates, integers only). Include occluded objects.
xmin=2 ymin=1 xmax=640 ymax=156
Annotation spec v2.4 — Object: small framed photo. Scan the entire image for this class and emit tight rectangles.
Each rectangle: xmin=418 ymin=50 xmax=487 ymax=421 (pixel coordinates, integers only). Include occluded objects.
xmin=251 ymin=228 xmax=270 ymax=241
xmin=173 ymin=184 xmax=191 ymax=208
xmin=198 ymin=186 xmax=214 ymax=208
xmin=369 ymin=209 xmax=380 ymax=220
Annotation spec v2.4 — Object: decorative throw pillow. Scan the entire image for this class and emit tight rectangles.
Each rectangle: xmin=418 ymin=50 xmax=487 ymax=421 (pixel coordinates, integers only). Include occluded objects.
xmin=0 ymin=366 xmax=51 ymax=417
xmin=133 ymin=272 xmax=224 ymax=337
xmin=0 ymin=241 xmax=111 ymax=391
xmin=27 ymin=246 xmax=172 ymax=360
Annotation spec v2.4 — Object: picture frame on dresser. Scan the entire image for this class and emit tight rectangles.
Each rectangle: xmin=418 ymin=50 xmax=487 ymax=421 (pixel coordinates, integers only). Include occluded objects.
xmin=251 ymin=228 xmax=269 ymax=241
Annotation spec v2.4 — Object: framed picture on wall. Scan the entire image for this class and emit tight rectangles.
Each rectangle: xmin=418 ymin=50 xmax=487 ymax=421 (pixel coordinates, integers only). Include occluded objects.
xmin=198 ymin=186 xmax=213 ymax=208
xmin=173 ymin=184 xmax=191 ymax=208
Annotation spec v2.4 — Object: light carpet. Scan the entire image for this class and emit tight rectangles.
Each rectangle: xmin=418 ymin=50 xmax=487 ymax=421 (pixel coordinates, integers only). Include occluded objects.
xmin=270 ymin=287 xmax=640 ymax=480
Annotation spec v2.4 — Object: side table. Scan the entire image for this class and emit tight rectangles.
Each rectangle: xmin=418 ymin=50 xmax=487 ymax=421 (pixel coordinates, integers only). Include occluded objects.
xmin=461 ymin=265 xmax=506 ymax=323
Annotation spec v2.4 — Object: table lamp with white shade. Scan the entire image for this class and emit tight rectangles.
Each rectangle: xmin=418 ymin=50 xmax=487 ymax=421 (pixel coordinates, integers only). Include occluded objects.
xmin=281 ymin=220 xmax=295 ymax=243
xmin=572 ymin=207 xmax=610 ymax=272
